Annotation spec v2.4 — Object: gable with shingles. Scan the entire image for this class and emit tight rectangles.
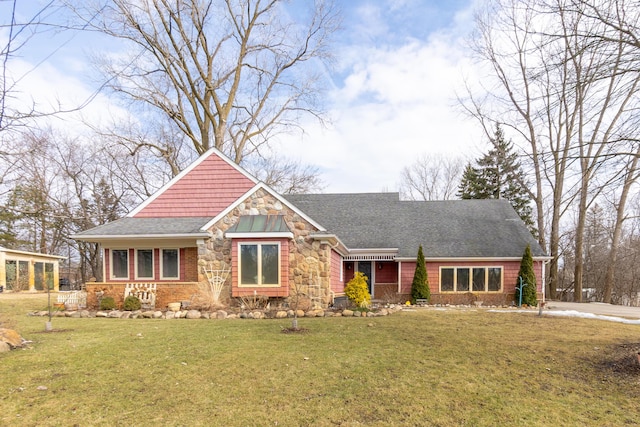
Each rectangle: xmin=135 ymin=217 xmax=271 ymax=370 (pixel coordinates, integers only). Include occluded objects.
xmin=130 ymin=148 xmax=257 ymax=218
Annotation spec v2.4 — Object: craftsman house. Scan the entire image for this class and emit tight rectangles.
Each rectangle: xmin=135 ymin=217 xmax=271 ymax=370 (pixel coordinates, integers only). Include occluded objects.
xmin=73 ymin=148 xmax=548 ymax=309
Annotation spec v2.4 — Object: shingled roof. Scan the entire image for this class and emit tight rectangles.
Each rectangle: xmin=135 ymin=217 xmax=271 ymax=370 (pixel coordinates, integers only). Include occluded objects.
xmin=284 ymin=193 xmax=546 ymax=259
xmin=72 ymin=217 xmax=212 ymax=240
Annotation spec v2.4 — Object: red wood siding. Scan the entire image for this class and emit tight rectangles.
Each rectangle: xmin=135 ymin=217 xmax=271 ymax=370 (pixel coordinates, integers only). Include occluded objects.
xmin=231 ymin=238 xmax=290 ymax=298
xmin=374 ymin=261 xmax=397 ymax=283
xmin=399 ymin=260 xmax=544 ymax=296
xmin=134 ymin=153 xmax=255 ymax=218
xmin=330 ymin=250 xmax=344 ymax=294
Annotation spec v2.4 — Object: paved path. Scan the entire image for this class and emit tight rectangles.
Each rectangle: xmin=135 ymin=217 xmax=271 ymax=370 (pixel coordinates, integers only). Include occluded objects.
xmin=544 ymin=301 xmax=640 ymax=319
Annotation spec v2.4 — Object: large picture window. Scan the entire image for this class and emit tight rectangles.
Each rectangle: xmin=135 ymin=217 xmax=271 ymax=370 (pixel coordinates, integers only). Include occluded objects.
xmin=161 ymin=249 xmax=179 ymax=279
xmin=440 ymin=266 xmax=502 ymax=292
xmin=111 ymin=249 xmax=129 ymax=279
xmin=239 ymin=242 xmax=280 ymax=286
xmin=136 ymin=249 xmax=154 ymax=279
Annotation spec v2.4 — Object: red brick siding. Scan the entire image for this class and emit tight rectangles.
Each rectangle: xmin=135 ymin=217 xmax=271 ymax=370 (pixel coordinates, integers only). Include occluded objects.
xmin=134 ymin=153 xmax=255 ymax=218
xmin=85 ymin=282 xmax=199 ymax=310
xmin=330 ymin=250 xmax=344 ymax=294
xmin=183 ymin=247 xmax=198 ymax=282
xmin=230 ymin=238 xmax=290 ymax=298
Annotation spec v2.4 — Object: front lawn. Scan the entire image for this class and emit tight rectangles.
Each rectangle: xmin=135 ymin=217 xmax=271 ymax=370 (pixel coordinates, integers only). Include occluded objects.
xmin=1 ymin=294 xmax=639 ymax=426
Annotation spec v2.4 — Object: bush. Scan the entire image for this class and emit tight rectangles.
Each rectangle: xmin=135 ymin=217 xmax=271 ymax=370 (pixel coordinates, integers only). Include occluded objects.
xmin=123 ymin=295 xmax=141 ymax=311
xmin=515 ymin=244 xmax=537 ymax=306
xmin=411 ymin=245 xmax=430 ymax=304
xmin=99 ymin=296 xmax=116 ymax=311
xmin=345 ymin=271 xmax=371 ymax=308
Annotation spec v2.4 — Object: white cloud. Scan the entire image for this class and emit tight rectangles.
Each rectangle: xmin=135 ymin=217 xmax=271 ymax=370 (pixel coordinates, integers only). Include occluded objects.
xmin=276 ymin=8 xmax=486 ymax=193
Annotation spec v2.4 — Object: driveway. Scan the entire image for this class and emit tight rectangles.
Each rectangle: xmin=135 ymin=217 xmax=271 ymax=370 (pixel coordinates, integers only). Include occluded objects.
xmin=544 ymin=300 xmax=640 ymax=319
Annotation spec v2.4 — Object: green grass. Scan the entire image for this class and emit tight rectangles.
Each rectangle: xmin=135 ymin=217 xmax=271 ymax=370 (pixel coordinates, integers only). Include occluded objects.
xmin=1 ymin=294 xmax=640 ymax=426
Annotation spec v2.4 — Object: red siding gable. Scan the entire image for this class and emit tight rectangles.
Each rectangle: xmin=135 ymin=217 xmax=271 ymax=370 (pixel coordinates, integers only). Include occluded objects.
xmin=134 ymin=151 xmax=256 ymax=218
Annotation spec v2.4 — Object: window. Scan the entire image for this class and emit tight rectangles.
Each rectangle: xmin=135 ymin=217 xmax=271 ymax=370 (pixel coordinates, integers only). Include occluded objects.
xmin=161 ymin=249 xmax=179 ymax=279
xmin=239 ymin=242 xmax=280 ymax=286
xmin=111 ymin=249 xmax=129 ymax=279
xmin=440 ymin=267 xmax=502 ymax=292
xmin=136 ymin=249 xmax=154 ymax=279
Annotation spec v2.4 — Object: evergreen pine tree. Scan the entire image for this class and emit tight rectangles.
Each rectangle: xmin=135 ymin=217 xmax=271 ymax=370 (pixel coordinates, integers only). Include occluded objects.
xmin=411 ymin=245 xmax=430 ymax=303
xmin=515 ymin=245 xmax=537 ymax=306
xmin=457 ymin=124 xmax=536 ymax=236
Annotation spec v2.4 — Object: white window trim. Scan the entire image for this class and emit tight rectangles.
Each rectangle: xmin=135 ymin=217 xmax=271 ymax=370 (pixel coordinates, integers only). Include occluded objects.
xmin=439 ymin=266 xmax=503 ymax=293
xmin=111 ymin=249 xmax=129 ymax=280
xmin=160 ymin=248 xmax=180 ymax=280
xmin=135 ymin=249 xmax=155 ymax=280
xmin=238 ymin=241 xmax=281 ymax=287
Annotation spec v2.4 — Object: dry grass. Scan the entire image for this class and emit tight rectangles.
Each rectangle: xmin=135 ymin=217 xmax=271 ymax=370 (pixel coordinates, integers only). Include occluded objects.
xmin=1 ymin=293 xmax=639 ymax=426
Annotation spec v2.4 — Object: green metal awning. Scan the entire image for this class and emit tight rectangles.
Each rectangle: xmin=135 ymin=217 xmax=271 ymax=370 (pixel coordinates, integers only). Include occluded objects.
xmin=226 ymin=215 xmax=292 ymax=235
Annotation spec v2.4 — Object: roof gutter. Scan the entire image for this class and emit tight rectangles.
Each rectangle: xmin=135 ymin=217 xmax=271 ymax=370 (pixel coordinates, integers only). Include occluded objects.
xmin=71 ymin=232 xmax=212 ymax=242
xmin=309 ymin=233 xmax=349 ymax=256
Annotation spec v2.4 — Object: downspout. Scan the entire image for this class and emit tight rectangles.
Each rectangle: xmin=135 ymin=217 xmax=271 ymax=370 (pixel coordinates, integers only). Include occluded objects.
xmin=397 ymin=260 xmax=402 ymax=294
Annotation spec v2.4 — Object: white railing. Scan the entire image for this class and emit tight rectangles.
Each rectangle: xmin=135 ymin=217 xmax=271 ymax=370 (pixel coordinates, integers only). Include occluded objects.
xmin=124 ymin=283 xmax=157 ymax=309
xmin=57 ymin=291 xmax=87 ymax=308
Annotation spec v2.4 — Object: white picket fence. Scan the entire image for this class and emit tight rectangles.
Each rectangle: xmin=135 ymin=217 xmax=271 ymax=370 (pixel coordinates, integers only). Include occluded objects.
xmin=124 ymin=283 xmax=157 ymax=309
xmin=57 ymin=291 xmax=87 ymax=308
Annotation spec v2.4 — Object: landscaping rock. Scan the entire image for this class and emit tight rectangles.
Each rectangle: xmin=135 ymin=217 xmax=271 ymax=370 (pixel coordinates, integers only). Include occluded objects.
xmin=80 ymin=310 xmax=91 ymax=318
xmin=0 ymin=328 xmax=23 ymax=348
xmin=186 ymin=310 xmax=201 ymax=319
xmin=295 ymin=309 xmax=305 ymax=318
xmin=379 ymin=308 xmax=389 ymax=316
xmin=165 ymin=311 xmax=175 ymax=319
xmin=108 ymin=310 xmax=121 ymax=318
xmin=202 ymin=312 xmax=210 ymax=319
xmin=305 ymin=311 xmax=316 ymax=317
xmin=0 ymin=341 xmax=10 ymax=353
xmin=153 ymin=311 xmax=163 ymax=319
xmin=121 ymin=312 xmax=131 ymax=319
xmin=70 ymin=311 xmax=82 ymax=318
xmin=342 ymin=309 xmax=354 ymax=317
xmin=353 ymin=311 xmax=362 ymax=317
xmin=275 ymin=311 xmax=288 ymax=319
xmin=251 ymin=311 xmax=264 ymax=319
xmin=216 ymin=310 xmax=228 ymax=319
xmin=96 ymin=311 xmax=108 ymax=318
xmin=142 ymin=311 xmax=155 ymax=318
xmin=287 ymin=310 xmax=295 ymax=318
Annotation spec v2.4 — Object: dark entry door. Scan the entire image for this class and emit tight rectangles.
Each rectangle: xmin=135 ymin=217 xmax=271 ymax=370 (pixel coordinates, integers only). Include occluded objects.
xmin=357 ymin=261 xmax=372 ymax=295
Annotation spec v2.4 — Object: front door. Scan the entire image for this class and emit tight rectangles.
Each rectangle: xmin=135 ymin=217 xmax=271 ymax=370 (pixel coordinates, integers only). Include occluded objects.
xmin=357 ymin=261 xmax=373 ymax=296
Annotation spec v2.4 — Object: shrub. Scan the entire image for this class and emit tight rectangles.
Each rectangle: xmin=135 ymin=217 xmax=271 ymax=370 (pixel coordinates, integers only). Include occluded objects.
xmin=411 ymin=245 xmax=430 ymax=304
xmin=345 ymin=271 xmax=371 ymax=308
xmin=123 ymin=295 xmax=141 ymax=311
xmin=99 ymin=296 xmax=116 ymax=311
xmin=515 ymin=244 xmax=537 ymax=306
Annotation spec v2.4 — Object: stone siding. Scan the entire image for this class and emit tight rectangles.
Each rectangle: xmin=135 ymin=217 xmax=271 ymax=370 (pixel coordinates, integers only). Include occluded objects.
xmin=198 ymin=188 xmax=333 ymax=307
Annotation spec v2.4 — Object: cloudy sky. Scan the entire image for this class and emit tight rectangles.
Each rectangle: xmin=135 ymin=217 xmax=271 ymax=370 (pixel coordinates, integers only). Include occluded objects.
xmin=3 ymin=0 xmax=487 ymax=193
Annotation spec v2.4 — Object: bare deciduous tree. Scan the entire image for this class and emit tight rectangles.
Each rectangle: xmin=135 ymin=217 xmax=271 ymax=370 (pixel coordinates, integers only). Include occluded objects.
xmin=462 ymin=0 xmax=640 ymax=302
xmin=399 ymin=154 xmax=465 ymax=201
xmin=71 ymin=0 xmax=339 ymax=168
